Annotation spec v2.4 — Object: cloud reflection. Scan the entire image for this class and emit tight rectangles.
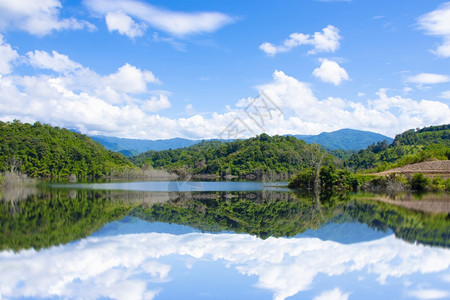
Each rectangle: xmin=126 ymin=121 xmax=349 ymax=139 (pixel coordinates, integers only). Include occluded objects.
xmin=1 ymin=233 xmax=449 ymax=299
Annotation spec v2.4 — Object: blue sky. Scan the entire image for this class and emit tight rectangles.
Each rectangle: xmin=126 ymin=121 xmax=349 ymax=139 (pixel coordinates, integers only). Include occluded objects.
xmin=0 ymin=0 xmax=449 ymax=139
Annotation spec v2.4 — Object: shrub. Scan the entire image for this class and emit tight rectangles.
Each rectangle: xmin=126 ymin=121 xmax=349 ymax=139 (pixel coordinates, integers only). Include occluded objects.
xmin=288 ymin=167 xmax=315 ymax=190
xmin=409 ymin=173 xmax=430 ymax=191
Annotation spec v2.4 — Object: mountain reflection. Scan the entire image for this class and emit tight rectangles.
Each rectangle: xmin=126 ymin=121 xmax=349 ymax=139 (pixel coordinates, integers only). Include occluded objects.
xmin=1 ymin=188 xmax=449 ymax=251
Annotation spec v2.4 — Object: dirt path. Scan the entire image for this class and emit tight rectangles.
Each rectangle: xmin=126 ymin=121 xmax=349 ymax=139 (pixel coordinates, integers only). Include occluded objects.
xmin=374 ymin=160 xmax=450 ymax=178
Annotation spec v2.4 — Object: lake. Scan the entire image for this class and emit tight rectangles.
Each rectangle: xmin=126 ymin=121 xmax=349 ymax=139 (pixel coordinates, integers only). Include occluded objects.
xmin=1 ymin=181 xmax=449 ymax=300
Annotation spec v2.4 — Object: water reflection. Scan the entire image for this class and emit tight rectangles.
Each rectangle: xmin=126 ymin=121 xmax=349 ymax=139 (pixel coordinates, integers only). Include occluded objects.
xmin=1 ymin=188 xmax=449 ymax=251
xmin=0 ymin=185 xmax=449 ymax=299
xmin=1 ymin=226 xmax=449 ymax=300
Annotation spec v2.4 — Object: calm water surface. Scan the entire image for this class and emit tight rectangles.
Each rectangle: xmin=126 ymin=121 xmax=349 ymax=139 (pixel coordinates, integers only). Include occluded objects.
xmin=1 ymin=181 xmax=449 ymax=300
xmin=50 ymin=180 xmax=291 ymax=192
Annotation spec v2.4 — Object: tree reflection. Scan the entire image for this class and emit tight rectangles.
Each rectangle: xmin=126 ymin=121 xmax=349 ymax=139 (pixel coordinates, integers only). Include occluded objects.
xmin=1 ymin=187 xmax=448 ymax=251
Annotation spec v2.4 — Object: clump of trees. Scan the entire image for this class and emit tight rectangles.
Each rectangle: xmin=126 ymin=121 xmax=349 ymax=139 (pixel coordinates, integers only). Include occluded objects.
xmin=0 ymin=120 xmax=135 ymax=180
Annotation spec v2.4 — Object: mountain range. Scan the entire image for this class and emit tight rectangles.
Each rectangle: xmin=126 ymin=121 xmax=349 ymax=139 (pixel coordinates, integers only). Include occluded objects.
xmin=92 ymin=129 xmax=393 ymax=156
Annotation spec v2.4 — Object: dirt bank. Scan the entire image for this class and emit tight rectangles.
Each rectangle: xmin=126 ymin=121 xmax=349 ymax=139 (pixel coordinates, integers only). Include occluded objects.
xmin=375 ymin=160 xmax=450 ymax=178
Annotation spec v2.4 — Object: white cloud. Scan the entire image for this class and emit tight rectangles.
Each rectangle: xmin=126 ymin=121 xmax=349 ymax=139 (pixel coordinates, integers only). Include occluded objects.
xmin=439 ymin=90 xmax=450 ymax=99
xmin=0 ymin=34 xmax=18 ymax=74
xmin=0 ymin=36 xmax=449 ymax=140
xmin=313 ymin=288 xmax=350 ymax=300
xmin=313 ymin=58 xmax=349 ymax=85
xmin=407 ymin=73 xmax=450 ymax=85
xmin=418 ymin=2 xmax=450 ymax=57
xmin=105 ymin=63 xmax=160 ymax=94
xmin=408 ymin=289 xmax=450 ymax=300
xmin=1 ymin=233 xmax=449 ymax=300
xmin=259 ymin=25 xmax=341 ymax=56
xmin=254 ymin=71 xmax=450 ymax=137
xmin=0 ymin=0 xmax=95 ymax=36
xmin=27 ymin=50 xmax=83 ymax=73
xmin=141 ymin=95 xmax=171 ymax=112
xmin=85 ymin=0 xmax=235 ymax=37
xmin=105 ymin=11 xmax=146 ymax=38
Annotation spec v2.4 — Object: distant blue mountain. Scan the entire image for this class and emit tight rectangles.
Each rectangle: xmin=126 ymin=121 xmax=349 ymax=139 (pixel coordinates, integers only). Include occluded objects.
xmin=92 ymin=128 xmax=392 ymax=156
xmin=293 ymin=128 xmax=393 ymax=151
xmin=91 ymin=136 xmax=200 ymax=155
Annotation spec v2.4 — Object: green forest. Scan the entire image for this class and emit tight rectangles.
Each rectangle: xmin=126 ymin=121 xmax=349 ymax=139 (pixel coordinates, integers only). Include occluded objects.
xmin=0 ymin=121 xmax=448 ymax=187
xmin=0 ymin=120 xmax=134 ymax=180
xmin=131 ymin=133 xmax=332 ymax=179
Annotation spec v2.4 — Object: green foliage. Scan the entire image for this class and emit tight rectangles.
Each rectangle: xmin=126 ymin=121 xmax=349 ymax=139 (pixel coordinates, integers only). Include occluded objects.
xmin=0 ymin=189 xmax=135 ymax=251
xmin=131 ymin=135 xmax=331 ymax=178
xmin=345 ymin=198 xmax=450 ymax=247
xmin=132 ymin=191 xmax=449 ymax=247
xmin=2 ymin=188 xmax=448 ymax=250
xmin=345 ymin=124 xmax=450 ymax=172
xmin=409 ymin=173 xmax=430 ymax=191
xmin=0 ymin=121 xmax=135 ymax=179
xmin=428 ymin=177 xmax=450 ymax=192
xmin=289 ymin=165 xmax=359 ymax=192
xmin=132 ymin=192 xmax=329 ymax=239
xmin=288 ymin=167 xmax=315 ymax=190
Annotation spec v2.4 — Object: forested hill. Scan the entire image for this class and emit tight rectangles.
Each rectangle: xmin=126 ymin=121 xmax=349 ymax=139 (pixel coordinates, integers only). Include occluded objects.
xmin=131 ymin=134 xmax=329 ymax=178
xmin=92 ymin=129 xmax=392 ymax=156
xmin=0 ymin=121 xmax=134 ymax=179
xmin=345 ymin=124 xmax=450 ymax=172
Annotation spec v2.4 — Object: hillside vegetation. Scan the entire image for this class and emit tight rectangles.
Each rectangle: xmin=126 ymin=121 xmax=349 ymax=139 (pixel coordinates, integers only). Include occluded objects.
xmin=131 ymin=133 xmax=330 ymax=179
xmin=0 ymin=121 xmax=134 ymax=179
xmin=289 ymin=124 xmax=450 ymax=193
xmin=345 ymin=124 xmax=449 ymax=172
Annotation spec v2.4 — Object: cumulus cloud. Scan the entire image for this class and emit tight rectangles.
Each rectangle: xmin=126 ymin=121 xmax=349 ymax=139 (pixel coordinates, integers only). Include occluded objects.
xmin=105 ymin=11 xmax=147 ymax=38
xmin=0 ymin=36 xmax=449 ymax=139
xmin=418 ymin=2 xmax=450 ymax=57
xmin=84 ymin=0 xmax=235 ymax=37
xmin=26 ymin=50 xmax=83 ymax=73
xmin=407 ymin=73 xmax=450 ymax=85
xmin=0 ymin=34 xmax=18 ymax=74
xmin=141 ymin=95 xmax=171 ymax=112
xmin=1 ymin=233 xmax=449 ymax=300
xmin=253 ymin=71 xmax=450 ymax=137
xmin=313 ymin=58 xmax=349 ymax=85
xmin=0 ymin=0 xmax=95 ymax=36
xmin=259 ymin=25 xmax=341 ymax=56
xmin=105 ymin=63 xmax=160 ymax=94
